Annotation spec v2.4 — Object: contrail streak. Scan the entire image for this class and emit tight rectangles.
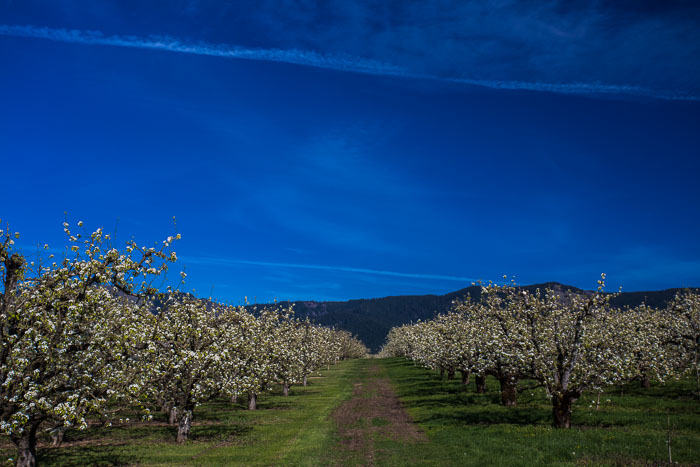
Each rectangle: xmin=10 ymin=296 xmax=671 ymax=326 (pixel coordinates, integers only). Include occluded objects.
xmin=0 ymin=24 xmax=403 ymax=76
xmin=180 ymin=256 xmax=479 ymax=283
xmin=1 ymin=24 xmax=697 ymax=100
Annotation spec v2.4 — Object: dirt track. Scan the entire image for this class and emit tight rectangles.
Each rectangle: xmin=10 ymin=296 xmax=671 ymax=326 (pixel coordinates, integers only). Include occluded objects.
xmin=331 ymin=363 xmax=426 ymax=465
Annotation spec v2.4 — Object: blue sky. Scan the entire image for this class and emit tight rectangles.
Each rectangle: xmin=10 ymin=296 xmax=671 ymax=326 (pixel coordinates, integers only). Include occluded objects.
xmin=1 ymin=1 xmax=699 ymax=303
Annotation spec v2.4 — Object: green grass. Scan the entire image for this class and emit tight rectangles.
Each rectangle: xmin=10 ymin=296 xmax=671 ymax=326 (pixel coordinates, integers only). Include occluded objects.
xmin=2 ymin=359 xmax=699 ymax=466
xmin=0 ymin=361 xmax=358 ymax=466
xmin=379 ymin=357 xmax=700 ymax=466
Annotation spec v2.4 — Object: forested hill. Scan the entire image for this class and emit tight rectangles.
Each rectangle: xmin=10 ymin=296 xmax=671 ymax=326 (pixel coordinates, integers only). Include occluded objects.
xmin=268 ymin=283 xmax=698 ymax=352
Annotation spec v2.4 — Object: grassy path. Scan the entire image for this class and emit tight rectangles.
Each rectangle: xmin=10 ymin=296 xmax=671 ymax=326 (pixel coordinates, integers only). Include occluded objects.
xmin=329 ymin=360 xmax=426 ymax=466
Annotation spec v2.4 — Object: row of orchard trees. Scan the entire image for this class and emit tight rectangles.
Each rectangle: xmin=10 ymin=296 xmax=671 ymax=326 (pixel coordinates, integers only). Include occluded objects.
xmin=383 ymin=276 xmax=700 ymax=429
xmin=0 ymin=222 xmax=368 ymax=467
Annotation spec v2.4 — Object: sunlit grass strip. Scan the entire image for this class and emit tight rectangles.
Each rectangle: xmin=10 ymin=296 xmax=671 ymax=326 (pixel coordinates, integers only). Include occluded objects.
xmin=0 ymin=361 xmax=357 ymax=466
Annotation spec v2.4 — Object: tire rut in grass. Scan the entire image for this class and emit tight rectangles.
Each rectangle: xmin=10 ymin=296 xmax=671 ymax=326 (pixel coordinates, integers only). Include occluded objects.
xmin=331 ymin=363 xmax=426 ymax=465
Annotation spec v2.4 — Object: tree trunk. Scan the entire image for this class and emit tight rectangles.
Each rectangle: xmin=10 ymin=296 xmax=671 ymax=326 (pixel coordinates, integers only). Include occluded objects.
xmin=641 ymin=375 xmax=651 ymax=388
xmin=461 ymin=371 xmax=470 ymax=385
xmin=499 ymin=376 xmax=517 ymax=406
xmin=50 ymin=426 xmax=66 ymax=446
xmin=439 ymin=368 xmax=445 ymax=379
xmin=694 ymin=348 xmax=699 ymax=397
xmin=176 ymin=410 xmax=192 ymax=443
xmin=475 ymin=375 xmax=486 ymax=393
xmin=14 ymin=423 xmax=39 ymax=467
xmin=283 ymin=381 xmax=289 ymax=396
xmin=231 ymin=394 xmax=238 ymax=404
xmin=248 ymin=392 xmax=257 ymax=411
xmin=447 ymin=369 xmax=455 ymax=380
xmin=303 ymin=375 xmax=308 ymax=387
xmin=169 ymin=406 xmax=178 ymax=425
xmin=552 ymin=392 xmax=579 ymax=429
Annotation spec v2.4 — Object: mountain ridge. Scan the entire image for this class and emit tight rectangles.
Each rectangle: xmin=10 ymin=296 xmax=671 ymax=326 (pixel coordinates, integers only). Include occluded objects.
xmin=267 ymin=282 xmax=698 ymax=352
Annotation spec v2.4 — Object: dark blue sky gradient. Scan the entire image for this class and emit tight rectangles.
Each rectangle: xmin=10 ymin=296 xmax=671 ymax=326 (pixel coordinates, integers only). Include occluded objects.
xmin=1 ymin=1 xmax=699 ymax=302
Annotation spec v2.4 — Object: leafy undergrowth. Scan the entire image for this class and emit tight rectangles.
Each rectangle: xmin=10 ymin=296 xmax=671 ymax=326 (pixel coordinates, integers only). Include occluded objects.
xmin=380 ymin=357 xmax=700 ymax=466
xmin=0 ymin=361 xmax=356 ymax=466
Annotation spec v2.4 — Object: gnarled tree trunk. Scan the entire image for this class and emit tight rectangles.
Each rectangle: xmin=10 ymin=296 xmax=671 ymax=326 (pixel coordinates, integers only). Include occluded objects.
xmin=475 ymin=375 xmax=486 ymax=393
xmin=641 ymin=375 xmax=651 ymax=388
xmin=283 ymin=381 xmax=289 ymax=396
xmin=303 ymin=375 xmax=307 ymax=387
xmin=248 ymin=392 xmax=257 ymax=411
xmin=176 ymin=410 xmax=192 ymax=443
xmin=499 ymin=376 xmax=518 ymax=406
xmin=552 ymin=391 xmax=580 ymax=428
xmin=50 ymin=426 xmax=66 ymax=446
xmin=169 ymin=406 xmax=178 ymax=425
xmin=13 ymin=422 xmax=40 ymax=467
xmin=461 ymin=371 xmax=470 ymax=385
xmin=447 ymin=369 xmax=455 ymax=380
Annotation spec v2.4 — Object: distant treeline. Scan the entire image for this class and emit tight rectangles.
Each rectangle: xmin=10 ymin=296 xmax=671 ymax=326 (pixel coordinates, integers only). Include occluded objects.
xmin=275 ymin=282 xmax=699 ymax=352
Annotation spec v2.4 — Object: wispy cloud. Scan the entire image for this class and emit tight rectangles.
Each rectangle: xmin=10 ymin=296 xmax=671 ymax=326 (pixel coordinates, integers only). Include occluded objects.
xmin=445 ymin=77 xmax=698 ymax=101
xmin=180 ymin=255 xmax=477 ymax=283
xmin=1 ymin=24 xmax=697 ymax=101
xmin=0 ymin=24 xmax=402 ymax=75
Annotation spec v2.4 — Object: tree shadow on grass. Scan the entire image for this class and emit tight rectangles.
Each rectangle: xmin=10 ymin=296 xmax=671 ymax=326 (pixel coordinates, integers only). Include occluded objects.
xmin=395 ymin=379 xmax=467 ymax=396
xmin=411 ymin=395 xmax=658 ymax=431
xmin=615 ymin=380 xmax=697 ymax=401
xmin=381 ymin=358 xmax=414 ymax=368
xmin=38 ymin=423 xmax=253 ymax=466
xmin=204 ymin=391 xmax=323 ymax=413
xmin=254 ymin=391 xmax=322 ymax=409
xmin=58 ymin=424 xmax=175 ymax=444
xmin=275 ymin=388 xmax=323 ymax=398
xmin=416 ymin=406 xmax=552 ymax=427
xmin=189 ymin=423 xmax=252 ymax=441
xmin=40 ymin=444 xmax=136 ymax=467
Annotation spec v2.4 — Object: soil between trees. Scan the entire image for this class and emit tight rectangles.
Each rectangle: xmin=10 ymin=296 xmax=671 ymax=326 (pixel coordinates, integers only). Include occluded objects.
xmin=331 ymin=362 xmax=426 ymax=465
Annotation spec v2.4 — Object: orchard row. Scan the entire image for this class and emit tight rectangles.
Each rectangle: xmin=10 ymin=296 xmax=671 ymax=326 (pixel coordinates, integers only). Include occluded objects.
xmin=382 ymin=276 xmax=700 ymax=428
xmin=0 ymin=222 xmax=368 ymax=467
